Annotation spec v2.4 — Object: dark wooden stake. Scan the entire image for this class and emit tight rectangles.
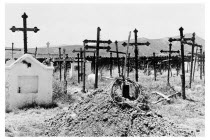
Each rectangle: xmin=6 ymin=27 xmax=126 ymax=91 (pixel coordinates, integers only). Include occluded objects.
xmin=110 ymin=52 xmax=113 ymax=77
xmin=63 ymin=49 xmax=67 ymax=94
xmin=127 ymin=53 xmax=130 ymax=77
xmin=59 ymin=47 xmax=62 ymax=81
xmin=153 ymin=52 xmax=156 ymax=81
xmin=77 ymin=53 xmax=80 ymax=83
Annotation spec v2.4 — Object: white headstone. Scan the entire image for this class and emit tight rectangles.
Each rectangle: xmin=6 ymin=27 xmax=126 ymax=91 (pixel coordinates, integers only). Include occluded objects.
xmin=5 ymin=54 xmax=54 ymax=110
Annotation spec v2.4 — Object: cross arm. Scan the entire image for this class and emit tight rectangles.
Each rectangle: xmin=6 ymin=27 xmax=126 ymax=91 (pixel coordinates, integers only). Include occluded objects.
xmin=108 ymin=50 xmax=126 ymax=54
xmin=122 ymin=41 xmax=150 ymax=47
xmin=83 ymin=39 xmax=112 ymax=44
xmin=10 ymin=26 xmax=40 ymax=33
xmin=168 ymin=38 xmax=180 ymax=42
xmin=85 ymin=45 xmax=111 ymax=51
xmin=183 ymin=41 xmax=202 ymax=48
xmin=5 ymin=48 xmax=21 ymax=51
xmin=72 ymin=49 xmax=96 ymax=53
xmin=160 ymin=50 xmax=180 ymax=53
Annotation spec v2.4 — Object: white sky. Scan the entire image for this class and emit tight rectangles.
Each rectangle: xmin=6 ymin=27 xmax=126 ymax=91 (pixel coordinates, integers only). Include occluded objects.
xmin=5 ymin=3 xmax=204 ymax=48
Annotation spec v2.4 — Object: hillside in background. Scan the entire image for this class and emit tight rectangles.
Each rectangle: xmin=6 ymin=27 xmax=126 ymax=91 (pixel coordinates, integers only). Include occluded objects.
xmin=5 ymin=33 xmax=205 ymax=59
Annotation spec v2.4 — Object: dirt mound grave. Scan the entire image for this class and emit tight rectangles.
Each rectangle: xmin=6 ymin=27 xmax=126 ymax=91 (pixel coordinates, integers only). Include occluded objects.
xmin=44 ymin=86 xmax=195 ymax=137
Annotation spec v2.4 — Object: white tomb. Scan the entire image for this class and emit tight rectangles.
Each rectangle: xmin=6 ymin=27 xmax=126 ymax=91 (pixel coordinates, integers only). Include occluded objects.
xmin=5 ymin=54 xmax=54 ymax=110
xmin=69 ymin=61 xmax=92 ymax=78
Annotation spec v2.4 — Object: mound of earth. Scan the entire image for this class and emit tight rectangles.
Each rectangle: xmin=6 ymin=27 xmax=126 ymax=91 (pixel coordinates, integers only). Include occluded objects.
xmin=44 ymin=89 xmax=195 ymax=137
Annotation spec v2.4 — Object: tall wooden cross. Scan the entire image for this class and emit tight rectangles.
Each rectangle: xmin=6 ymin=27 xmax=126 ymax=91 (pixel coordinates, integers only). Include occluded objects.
xmin=84 ymin=27 xmax=112 ymax=89
xmin=160 ymin=43 xmax=179 ymax=85
xmin=122 ymin=29 xmax=150 ymax=82
xmin=5 ymin=43 xmax=21 ymax=59
xmin=169 ymin=27 xmax=194 ymax=99
xmin=183 ymin=40 xmax=202 ymax=86
xmin=10 ymin=13 xmax=40 ymax=54
xmin=73 ymin=48 xmax=96 ymax=92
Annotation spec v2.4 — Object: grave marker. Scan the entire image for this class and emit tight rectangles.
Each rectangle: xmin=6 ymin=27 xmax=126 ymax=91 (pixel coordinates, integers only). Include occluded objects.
xmin=122 ymin=29 xmax=150 ymax=82
xmin=10 ymin=13 xmax=40 ymax=54
xmin=84 ymin=27 xmax=112 ymax=89
xmin=160 ymin=43 xmax=179 ymax=85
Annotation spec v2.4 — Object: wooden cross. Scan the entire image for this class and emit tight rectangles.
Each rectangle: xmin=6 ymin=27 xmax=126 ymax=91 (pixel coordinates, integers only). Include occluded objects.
xmin=46 ymin=42 xmax=50 ymax=59
xmin=109 ymin=41 xmax=126 ymax=77
xmin=122 ymin=29 xmax=150 ymax=82
xmin=168 ymin=27 xmax=194 ymax=99
xmin=84 ymin=27 xmax=112 ymax=89
xmin=160 ymin=43 xmax=179 ymax=85
xmin=72 ymin=48 xmax=84 ymax=82
xmin=183 ymin=40 xmax=202 ymax=84
xmin=5 ymin=43 xmax=21 ymax=59
xmin=10 ymin=13 xmax=40 ymax=54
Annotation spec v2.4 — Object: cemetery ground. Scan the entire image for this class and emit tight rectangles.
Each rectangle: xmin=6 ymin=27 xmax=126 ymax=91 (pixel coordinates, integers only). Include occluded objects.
xmin=5 ymin=68 xmax=205 ymax=137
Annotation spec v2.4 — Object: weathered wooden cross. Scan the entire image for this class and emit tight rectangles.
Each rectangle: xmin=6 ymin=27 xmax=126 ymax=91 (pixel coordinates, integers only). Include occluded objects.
xmin=73 ymin=48 xmax=96 ymax=91
xmin=169 ymin=27 xmax=194 ymax=99
xmin=84 ymin=27 xmax=112 ymax=89
xmin=5 ymin=43 xmax=21 ymax=59
xmin=109 ymin=41 xmax=126 ymax=77
xmin=183 ymin=40 xmax=202 ymax=86
xmin=160 ymin=43 xmax=179 ymax=85
xmin=122 ymin=29 xmax=150 ymax=82
xmin=10 ymin=13 xmax=40 ymax=54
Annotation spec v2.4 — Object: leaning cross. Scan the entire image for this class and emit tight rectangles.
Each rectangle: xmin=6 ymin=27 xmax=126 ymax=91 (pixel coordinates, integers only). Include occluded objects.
xmin=5 ymin=42 xmax=21 ymax=59
xmin=122 ymin=29 xmax=150 ymax=82
xmin=10 ymin=12 xmax=40 ymax=54
xmin=84 ymin=27 xmax=112 ymax=89
xmin=160 ymin=43 xmax=179 ymax=85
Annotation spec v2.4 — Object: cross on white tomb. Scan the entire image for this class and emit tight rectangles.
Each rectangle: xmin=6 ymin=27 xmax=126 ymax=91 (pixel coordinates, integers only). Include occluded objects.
xmin=10 ymin=12 xmax=40 ymax=54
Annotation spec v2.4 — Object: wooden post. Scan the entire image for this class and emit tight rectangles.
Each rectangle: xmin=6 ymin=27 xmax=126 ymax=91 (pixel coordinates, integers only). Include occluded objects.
xmin=83 ymin=42 xmax=86 ymax=92
xmin=34 ymin=47 xmax=37 ymax=58
xmin=203 ymin=52 xmax=205 ymax=76
xmin=12 ymin=43 xmax=14 ymax=59
xmin=193 ymin=46 xmax=198 ymax=82
xmin=94 ymin=27 xmax=101 ymax=89
xmin=200 ymin=47 xmax=202 ymax=80
xmin=110 ymin=52 xmax=113 ymax=77
xmin=189 ymin=33 xmax=195 ymax=88
xmin=168 ymin=44 xmax=171 ymax=85
xmin=63 ymin=49 xmax=67 ymax=94
xmin=179 ymin=27 xmax=186 ymax=99
xmin=127 ymin=53 xmax=130 ymax=77
xmin=115 ymin=41 xmax=121 ymax=77
xmin=80 ymin=48 xmax=83 ymax=81
xmin=77 ymin=53 xmax=80 ymax=83
xmin=93 ymin=53 xmax=95 ymax=74
xmin=59 ymin=47 xmax=62 ymax=81
xmin=134 ymin=29 xmax=139 ymax=82
xmin=153 ymin=52 xmax=156 ymax=81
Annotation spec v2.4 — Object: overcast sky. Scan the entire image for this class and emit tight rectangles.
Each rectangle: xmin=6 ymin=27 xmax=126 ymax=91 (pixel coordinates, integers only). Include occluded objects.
xmin=5 ymin=3 xmax=205 ymax=48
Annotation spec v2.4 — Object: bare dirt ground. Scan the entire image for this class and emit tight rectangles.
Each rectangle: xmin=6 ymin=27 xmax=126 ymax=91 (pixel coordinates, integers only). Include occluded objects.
xmin=5 ymin=68 xmax=205 ymax=137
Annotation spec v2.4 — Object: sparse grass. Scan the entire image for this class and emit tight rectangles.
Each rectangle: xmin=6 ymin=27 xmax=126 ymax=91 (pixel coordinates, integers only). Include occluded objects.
xmin=5 ymin=67 xmax=205 ymax=136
